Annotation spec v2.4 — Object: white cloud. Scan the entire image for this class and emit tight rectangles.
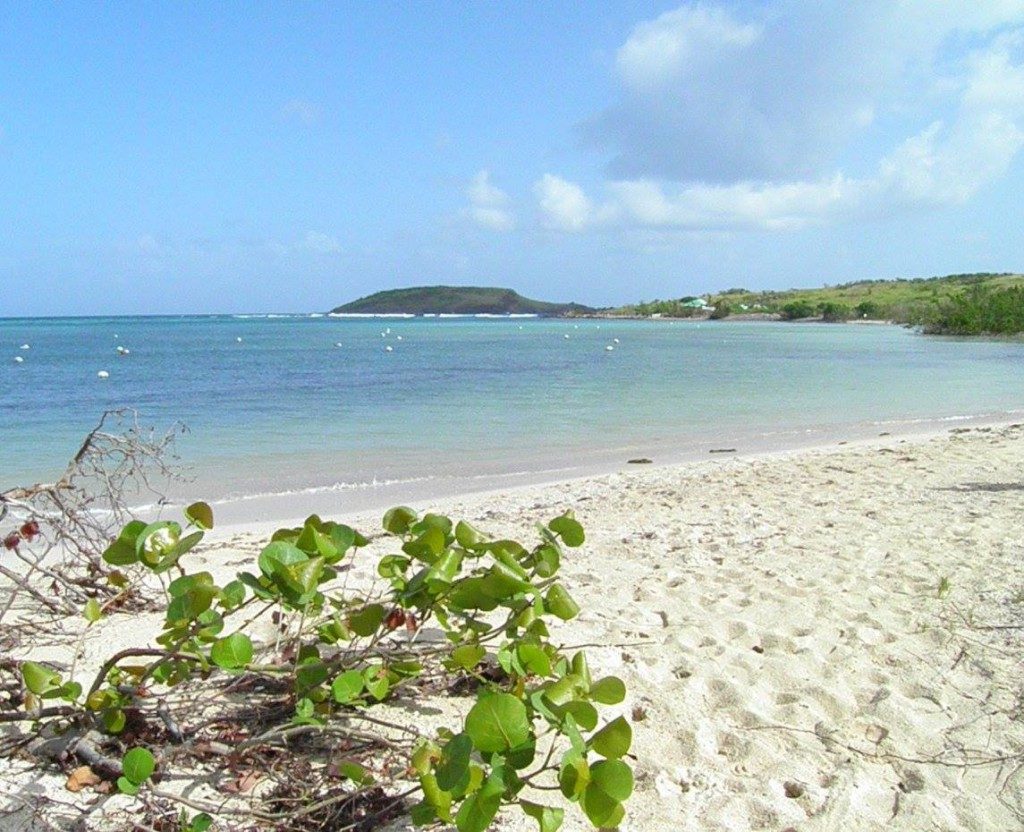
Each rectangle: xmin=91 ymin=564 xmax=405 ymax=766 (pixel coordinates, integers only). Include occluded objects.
xmin=616 ymin=5 xmax=760 ymax=91
xmin=465 ymin=170 xmax=516 ymax=231
xmin=302 ymin=231 xmax=341 ymax=255
xmin=584 ymin=1 xmax=1024 ymax=183
xmin=549 ymin=4 xmax=1024 ymax=233
xmin=534 ymin=174 xmax=598 ymax=231
xmin=280 ymin=99 xmax=321 ymax=126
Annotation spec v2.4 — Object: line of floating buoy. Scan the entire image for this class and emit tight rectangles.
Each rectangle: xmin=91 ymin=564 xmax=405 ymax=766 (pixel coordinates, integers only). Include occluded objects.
xmin=97 ymin=370 xmax=109 ymax=379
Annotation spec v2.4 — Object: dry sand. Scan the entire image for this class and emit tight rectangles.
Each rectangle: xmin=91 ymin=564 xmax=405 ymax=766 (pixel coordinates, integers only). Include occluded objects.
xmin=3 ymin=424 xmax=1023 ymax=831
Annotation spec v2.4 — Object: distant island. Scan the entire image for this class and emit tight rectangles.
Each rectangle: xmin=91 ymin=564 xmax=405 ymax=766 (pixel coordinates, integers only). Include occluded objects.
xmin=331 ymin=285 xmax=592 ymax=316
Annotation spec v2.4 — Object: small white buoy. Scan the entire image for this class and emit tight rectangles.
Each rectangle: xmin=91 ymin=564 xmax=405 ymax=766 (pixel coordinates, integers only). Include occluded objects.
xmin=20 ymin=344 xmax=29 ymax=350
xmin=613 ymin=338 xmax=620 ymax=344
xmin=14 ymin=356 xmax=24 ymax=363
xmin=385 ymin=345 xmax=393 ymax=352
xmin=386 ymin=327 xmax=391 ymax=334
xmin=396 ymin=335 xmax=403 ymax=341
xmin=236 ymin=336 xmax=243 ymax=343
xmin=605 ymin=345 xmax=614 ymax=351
xmin=518 ymin=325 xmax=524 ymax=330
xmin=573 ymin=325 xmax=579 ymax=329
xmin=563 ymin=334 xmax=570 ymax=339
xmin=97 ymin=370 xmax=109 ymax=379
xmin=335 ymin=342 xmax=343 ymax=347
xmin=122 ymin=348 xmax=130 ymax=355
xmin=114 ymin=334 xmax=119 ymax=339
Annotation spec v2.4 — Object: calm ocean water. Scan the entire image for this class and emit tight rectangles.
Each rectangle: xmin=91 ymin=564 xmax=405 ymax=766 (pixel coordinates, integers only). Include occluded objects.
xmin=3 ymin=314 xmax=1023 ymax=518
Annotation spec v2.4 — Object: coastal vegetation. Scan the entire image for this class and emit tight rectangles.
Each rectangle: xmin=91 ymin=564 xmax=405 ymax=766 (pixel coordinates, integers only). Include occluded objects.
xmin=331 ymin=286 xmax=593 ymax=316
xmin=924 ymin=285 xmax=1024 ymax=336
xmin=615 ymin=272 xmax=1024 ymax=333
xmin=0 ymin=420 xmax=630 ymax=832
xmin=708 ymin=272 xmax=1024 ymax=325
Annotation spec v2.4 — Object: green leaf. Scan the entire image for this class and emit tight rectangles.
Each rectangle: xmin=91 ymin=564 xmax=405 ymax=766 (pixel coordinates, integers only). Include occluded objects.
xmin=83 ymin=597 xmax=102 ymax=623
xmin=136 ymin=521 xmax=181 ymax=562
xmin=588 ymin=758 xmax=633 ymax=801
xmin=521 ymin=801 xmax=565 ymax=832
xmin=558 ymin=756 xmax=590 ymax=799
xmin=331 ymin=669 xmax=365 ymax=704
xmin=403 ymin=526 xmax=447 ymax=562
xmin=363 ymin=667 xmax=390 ymax=700
xmin=184 ymin=501 xmax=214 ymax=530
xmin=465 ymin=692 xmax=530 ymax=753
xmin=210 ymin=633 xmax=253 ymax=669
xmin=335 ymin=760 xmax=369 ymax=784
xmin=561 ymin=700 xmax=598 ymax=732
xmin=455 ymin=520 xmax=487 ymax=549
xmin=544 ymin=584 xmax=579 ymax=621
xmin=102 ymin=520 xmax=147 ymax=566
xmin=454 ymin=788 xmax=501 ymax=832
xmin=296 ymin=661 xmax=328 ymax=692
xmin=102 ymin=707 xmax=127 ymax=733
xmin=257 ymin=541 xmax=308 ymax=579
xmin=348 ymin=604 xmax=385 ymax=637
xmin=188 ymin=814 xmax=213 ymax=832
xmin=327 ymin=523 xmax=357 ymax=554
xmin=166 ymin=584 xmax=217 ymax=626
xmin=589 ymin=676 xmax=626 ymax=705
xmin=116 ymin=776 xmax=140 ymax=795
xmin=517 ymin=644 xmax=551 ymax=677
xmin=383 ymin=506 xmax=418 ymax=535
xmin=122 ymin=746 xmax=156 ymax=785
xmin=21 ymin=661 xmax=61 ymax=695
xmin=168 ymin=571 xmax=214 ymax=598
xmin=377 ymin=554 xmax=411 ymax=579
xmin=548 ymin=513 xmax=584 ymax=547
xmin=436 ymin=733 xmax=472 ymax=792
xmin=219 ymin=580 xmax=246 ymax=608
xmin=590 ymin=716 xmax=632 ymax=759
xmin=420 ymin=773 xmax=453 ymax=823
xmin=152 ymin=530 xmax=204 ymax=574
xmin=451 ymin=644 xmax=485 ymax=670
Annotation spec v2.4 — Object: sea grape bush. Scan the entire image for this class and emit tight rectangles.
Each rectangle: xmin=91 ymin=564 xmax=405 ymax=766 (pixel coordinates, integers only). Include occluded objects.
xmin=17 ymin=502 xmax=632 ymax=831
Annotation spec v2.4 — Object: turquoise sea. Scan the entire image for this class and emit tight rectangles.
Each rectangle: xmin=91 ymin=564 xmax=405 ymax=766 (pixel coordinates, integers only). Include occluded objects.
xmin=3 ymin=315 xmax=1023 ymax=521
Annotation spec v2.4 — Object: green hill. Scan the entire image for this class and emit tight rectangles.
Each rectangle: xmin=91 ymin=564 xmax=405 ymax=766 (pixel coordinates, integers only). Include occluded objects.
xmin=707 ymin=272 xmax=1024 ymax=323
xmin=331 ymin=286 xmax=592 ymax=316
xmin=614 ymin=272 xmax=1024 ymax=327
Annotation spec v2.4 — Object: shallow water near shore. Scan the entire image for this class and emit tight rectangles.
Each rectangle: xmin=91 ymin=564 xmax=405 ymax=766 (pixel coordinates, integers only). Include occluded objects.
xmin=3 ymin=315 xmax=1024 ymax=519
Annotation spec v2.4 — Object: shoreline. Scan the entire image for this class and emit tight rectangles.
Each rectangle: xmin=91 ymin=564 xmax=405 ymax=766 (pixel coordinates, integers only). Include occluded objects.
xmin=203 ymin=409 xmax=1024 ymax=530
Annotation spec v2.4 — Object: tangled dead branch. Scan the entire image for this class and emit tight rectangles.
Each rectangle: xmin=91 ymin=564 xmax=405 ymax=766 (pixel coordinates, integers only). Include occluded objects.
xmin=0 ymin=410 xmax=183 ymax=625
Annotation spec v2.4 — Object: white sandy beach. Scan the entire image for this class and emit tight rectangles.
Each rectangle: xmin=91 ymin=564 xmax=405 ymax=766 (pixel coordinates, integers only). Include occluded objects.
xmin=3 ymin=423 xmax=1023 ymax=831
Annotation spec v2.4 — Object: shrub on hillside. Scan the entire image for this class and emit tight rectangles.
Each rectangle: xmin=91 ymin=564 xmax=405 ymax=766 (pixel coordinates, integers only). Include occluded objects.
xmin=779 ymin=300 xmax=815 ymax=320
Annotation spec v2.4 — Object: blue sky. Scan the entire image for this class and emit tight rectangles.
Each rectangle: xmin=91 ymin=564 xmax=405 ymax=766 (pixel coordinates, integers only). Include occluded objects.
xmin=3 ymin=1 xmax=1024 ymax=315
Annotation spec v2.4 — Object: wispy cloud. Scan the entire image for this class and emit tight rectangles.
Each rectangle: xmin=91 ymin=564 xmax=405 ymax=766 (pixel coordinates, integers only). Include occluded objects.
xmin=300 ymin=231 xmax=342 ymax=254
xmin=537 ymin=3 xmax=1024 ymax=233
xmin=280 ymin=98 xmax=321 ymax=126
xmin=465 ymin=169 xmax=516 ymax=231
